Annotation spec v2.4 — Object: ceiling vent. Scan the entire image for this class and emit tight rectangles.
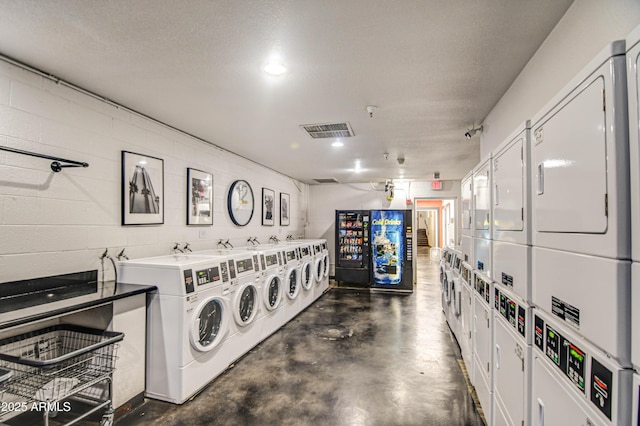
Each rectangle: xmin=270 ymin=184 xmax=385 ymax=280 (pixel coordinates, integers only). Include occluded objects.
xmin=301 ymin=122 xmax=355 ymax=139
xmin=313 ymin=178 xmax=340 ymax=184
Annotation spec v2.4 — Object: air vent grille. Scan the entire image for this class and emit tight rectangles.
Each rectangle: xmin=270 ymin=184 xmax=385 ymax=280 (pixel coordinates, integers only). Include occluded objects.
xmin=301 ymin=122 xmax=354 ymax=139
xmin=313 ymin=178 xmax=340 ymax=184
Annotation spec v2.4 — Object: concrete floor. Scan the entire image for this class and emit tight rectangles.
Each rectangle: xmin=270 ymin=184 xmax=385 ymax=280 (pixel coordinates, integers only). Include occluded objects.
xmin=117 ymin=248 xmax=485 ymax=426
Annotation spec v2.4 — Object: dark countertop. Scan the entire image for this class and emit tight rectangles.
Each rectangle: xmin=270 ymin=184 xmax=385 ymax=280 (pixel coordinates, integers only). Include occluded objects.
xmin=0 ymin=281 xmax=157 ymax=331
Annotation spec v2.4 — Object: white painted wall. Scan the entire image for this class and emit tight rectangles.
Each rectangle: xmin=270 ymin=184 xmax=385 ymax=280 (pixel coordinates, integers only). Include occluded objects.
xmin=0 ymin=60 xmax=308 ymax=283
xmin=307 ymin=180 xmax=460 ymax=275
xmin=481 ymin=0 xmax=640 ymax=156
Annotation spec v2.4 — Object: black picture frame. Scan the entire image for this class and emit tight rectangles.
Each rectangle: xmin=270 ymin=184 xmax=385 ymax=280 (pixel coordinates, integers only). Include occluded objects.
xmin=122 ymin=151 xmax=164 ymax=225
xmin=262 ymin=187 xmax=275 ymax=226
xmin=187 ymin=168 xmax=213 ymax=226
xmin=280 ymin=192 xmax=290 ymax=226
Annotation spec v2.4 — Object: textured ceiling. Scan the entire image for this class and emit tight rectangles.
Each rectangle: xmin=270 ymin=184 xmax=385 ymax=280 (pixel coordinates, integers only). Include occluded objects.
xmin=0 ymin=0 xmax=573 ymax=184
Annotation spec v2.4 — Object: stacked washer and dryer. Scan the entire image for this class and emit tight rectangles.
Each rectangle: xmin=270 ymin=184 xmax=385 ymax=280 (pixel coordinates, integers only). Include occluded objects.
xmin=461 ymin=37 xmax=639 ymax=425
xmin=626 ymin=25 xmax=640 ymax=426
xmin=118 ymin=238 xmax=330 ymax=405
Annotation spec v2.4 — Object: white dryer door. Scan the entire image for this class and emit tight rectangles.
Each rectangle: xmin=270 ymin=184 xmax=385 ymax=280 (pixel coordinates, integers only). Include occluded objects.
xmin=533 ymin=77 xmax=607 ymax=234
xmin=286 ymin=268 xmax=300 ymax=299
xmin=493 ymin=137 xmax=525 ymax=232
xmin=190 ymin=298 xmax=228 ymax=352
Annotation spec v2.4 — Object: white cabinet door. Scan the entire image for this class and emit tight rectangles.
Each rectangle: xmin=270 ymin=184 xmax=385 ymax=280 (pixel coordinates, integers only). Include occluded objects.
xmin=473 ymin=160 xmax=492 ymax=235
xmin=533 ymin=77 xmax=607 ymax=234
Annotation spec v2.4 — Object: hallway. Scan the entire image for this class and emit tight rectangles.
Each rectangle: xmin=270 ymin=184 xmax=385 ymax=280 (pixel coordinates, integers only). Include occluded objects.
xmin=119 ymin=249 xmax=484 ymax=425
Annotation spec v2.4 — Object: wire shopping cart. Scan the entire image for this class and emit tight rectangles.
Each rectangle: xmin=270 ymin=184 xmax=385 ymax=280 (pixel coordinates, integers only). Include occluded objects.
xmin=0 ymin=324 xmax=123 ymax=426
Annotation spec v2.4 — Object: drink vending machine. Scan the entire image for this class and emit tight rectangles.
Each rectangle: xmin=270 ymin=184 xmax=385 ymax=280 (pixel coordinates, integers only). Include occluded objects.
xmin=335 ymin=209 xmax=413 ymax=292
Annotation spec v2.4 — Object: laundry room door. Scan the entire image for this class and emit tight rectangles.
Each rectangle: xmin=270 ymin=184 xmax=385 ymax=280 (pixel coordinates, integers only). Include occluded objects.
xmin=493 ymin=137 xmax=524 ymax=234
xmin=532 ymin=77 xmax=607 ymax=234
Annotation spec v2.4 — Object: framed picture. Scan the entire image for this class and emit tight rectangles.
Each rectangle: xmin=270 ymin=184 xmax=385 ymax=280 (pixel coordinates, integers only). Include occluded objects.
xmin=187 ymin=168 xmax=213 ymax=225
xmin=262 ymin=188 xmax=275 ymax=226
xmin=280 ymin=192 xmax=290 ymax=226
xmin=122 ymin=151 xmax=164 ymax=225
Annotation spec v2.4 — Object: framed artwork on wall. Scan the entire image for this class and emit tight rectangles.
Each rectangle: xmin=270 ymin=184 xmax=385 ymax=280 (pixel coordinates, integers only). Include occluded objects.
xmin=227 ymin=179 xmax=254 ymax=226
xmin=187 ymin=168 xmax=213 ymax=225
xmin=280 ymin=192 xmax=290 ymax=226
xmin=262 ymin=188 xmax=275 ymax=226
xmin=122 ymin=151 xmax=164 ymax=225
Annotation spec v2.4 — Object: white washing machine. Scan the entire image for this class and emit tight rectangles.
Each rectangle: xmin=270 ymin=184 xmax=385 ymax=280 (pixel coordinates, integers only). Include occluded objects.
xmin=311 ymin=240 xmax=330 ymax=299
xmin=443 ymin=249 xmax=455 ymax=322
xmin=531 ymin=41 xmax=629 ymax=260
xmin=473 ymin=155 xmax=493 ymax=242
xmin=461 ymin=171 xmax=473 ymax=238
xmin=472 ymin=270 xmax=493 ymax=425
xmin=255 ymin=246 xmax=287 ymax=341
xmin=493 ymin=286 xmax=531 ymax=426
xmin=492 ymin=122 xmax=532 ymax=305
xmin=628 ymin=25 xmax=640 ymax=264
xmin=532 ymin=246 xmax=631 ymax=367
xmin=460 ymin=261 xmax=474 ymax=383
xmin=531 ymin=309 xmax=632 ymax=426
xmin=282 ymin=246 xmax=302 ymax=323
xmin=450 ymin=251 xmax=463 ymax=341
xmin=439 ymin=247 xmax=449 ymax=289
xmin=118 ymin=254 xmax=232 ymax=404
xmin=192 ymin=249 xmax=264 ymax=364
xmin=295 ymin=243 xmax=316 ymax=312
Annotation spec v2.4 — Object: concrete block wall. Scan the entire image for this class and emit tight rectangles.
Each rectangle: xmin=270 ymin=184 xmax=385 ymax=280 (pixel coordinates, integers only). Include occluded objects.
xmin=0 ymin=60 xmax=308 ymax=283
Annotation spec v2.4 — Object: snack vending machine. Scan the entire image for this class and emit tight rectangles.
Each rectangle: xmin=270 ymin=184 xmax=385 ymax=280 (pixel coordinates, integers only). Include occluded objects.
xmin=335 ymin=210 xmax=370 ymax=285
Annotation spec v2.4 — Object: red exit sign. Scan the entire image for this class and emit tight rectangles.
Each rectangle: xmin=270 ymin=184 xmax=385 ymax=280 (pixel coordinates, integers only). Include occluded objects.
xmin=431 ymin=180 xmax=442 ymax=190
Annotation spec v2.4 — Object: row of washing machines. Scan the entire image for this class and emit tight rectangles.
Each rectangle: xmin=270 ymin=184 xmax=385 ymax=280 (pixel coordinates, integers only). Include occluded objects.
xmin=117 ymin=239 xmax=330 ymax=404
xmin=442 ymin=27 xmax=640 ymax=426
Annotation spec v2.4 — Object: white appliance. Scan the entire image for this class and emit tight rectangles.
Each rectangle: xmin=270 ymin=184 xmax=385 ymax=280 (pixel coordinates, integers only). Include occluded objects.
xmin=461 ymin=235 xmax=473 ymax=267
xmin=473 ymin=156 xmax=493 ymax=240
xmin=255 ymin=246 xmax=287 ymax=341
xmin=629 ymin=26 xmax=640 ymax=264
xmin=492 ymin=122 xmax=532 ymax=305
xmin=443 ymin=250 xmax=455 ymax=324
xmin=282 ymin=246 xmax=302 ymax=323
xmin=531 ymin=309 xmax=632 ymax=426
xmin=460 ymin=261 xmax=474 ymax=383
xmin=288 ymin=239 xmax=330 ymax=299
xmin=473 ymin=237 xmax=492 ymax=280
xmin=193 ymin=249 xmax=263 ymax=364
xmin=462 ymin=171 xmax=473 ymax=237
xmin=532 ymin=247 xmax=631 ymax=367
xmin=450 ymin=250 xmax=463 ymax=341
xmin=296 ymin=243 xmax=317 ymax=312
xmin=473 ymin=270 xmax=494 ymax=425
xmin=493 ymin=286 xmax=531 ymax=426
xmin=118 ymin=254 xmax=232 ymax=404
xmin=531 ymin=41 xmax=629 ymax=260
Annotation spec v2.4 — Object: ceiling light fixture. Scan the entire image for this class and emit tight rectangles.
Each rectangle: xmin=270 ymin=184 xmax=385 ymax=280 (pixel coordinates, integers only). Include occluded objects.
xmin=354 ymin=160 xmax=362 ymax=173
xmin=263 ymin=62 xmax=287 ymax=76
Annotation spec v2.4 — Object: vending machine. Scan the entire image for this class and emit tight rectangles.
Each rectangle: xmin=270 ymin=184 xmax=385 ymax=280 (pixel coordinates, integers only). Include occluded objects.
xmin=335 ymin=210 xmax=370 ymax=285
xmin=335 ymin=209 xmax=413 ymax=292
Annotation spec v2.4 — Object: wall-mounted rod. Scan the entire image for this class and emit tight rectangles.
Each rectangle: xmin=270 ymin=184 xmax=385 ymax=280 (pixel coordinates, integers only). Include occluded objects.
xmin=0 ymin=146 xmax=89 ymax=172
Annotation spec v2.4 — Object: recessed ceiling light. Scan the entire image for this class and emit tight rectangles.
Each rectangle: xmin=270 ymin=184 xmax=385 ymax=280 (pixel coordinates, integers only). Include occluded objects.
xmin=264 ymin=62 xmax=287 ymax=76
xmin=332 ymin=140 xmax=344 ymax=147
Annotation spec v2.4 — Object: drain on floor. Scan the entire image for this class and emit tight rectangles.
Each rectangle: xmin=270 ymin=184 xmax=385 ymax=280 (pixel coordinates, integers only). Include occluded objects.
xmin=316 ymin=325 xmax=353 ymax=340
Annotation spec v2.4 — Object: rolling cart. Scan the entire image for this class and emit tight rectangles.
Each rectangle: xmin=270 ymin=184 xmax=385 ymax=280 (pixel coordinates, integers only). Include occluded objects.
xmin=0 ymin=324 xmax=123 ymax=426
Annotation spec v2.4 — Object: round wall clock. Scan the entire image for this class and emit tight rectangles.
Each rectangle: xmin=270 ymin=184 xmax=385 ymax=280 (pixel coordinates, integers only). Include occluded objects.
xmin=227 ymin=180 xmax=254 ymax=226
